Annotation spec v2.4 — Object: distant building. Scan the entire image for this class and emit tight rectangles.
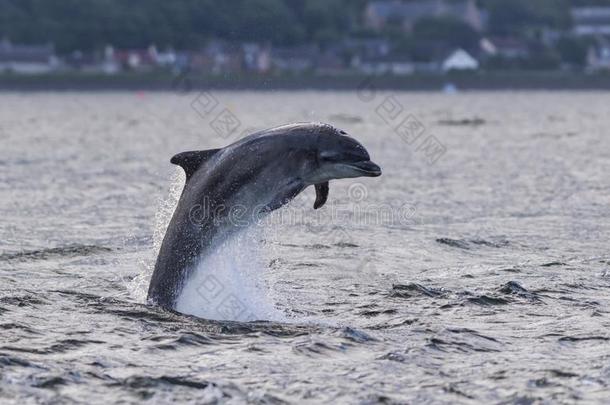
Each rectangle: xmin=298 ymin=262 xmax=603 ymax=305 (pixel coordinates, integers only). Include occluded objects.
xmin=442 ymin=48 xmax=478 ymax=71
xmin=364 ymin=0 xmax=485 ymax=32
xmin=99 ymin=46 xmax=121 ymax=74
xmin=0 ymin=39 xmax=58 ymax=74
xmin=354 ymin=54 xmax=415 ymax=75
xmin=63 ymin=47 xmax=120 ymax=74
xmin=242 ymin=43 xmax=271 ymax=73
xmin=586 ymin=41 xmax=610 ymax=71
xmin=271 ymin=45 xmax=318 ymax=73
xmin=189 ymin=40 xmax=244 ymax=74
xmin=114 ymin=46 xmax=158 ymax=71
xmin=480 ymin=37 xmax=530 ymax=59
xmin=154 ymin=47 xmax=177 ymax=67
xmin=572 ymin=7 xmax=610 ymax=36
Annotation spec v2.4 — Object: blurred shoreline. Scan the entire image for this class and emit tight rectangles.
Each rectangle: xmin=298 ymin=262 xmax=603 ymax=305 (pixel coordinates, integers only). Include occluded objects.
xmin=2 ymin=71 xmax=610 ymax=91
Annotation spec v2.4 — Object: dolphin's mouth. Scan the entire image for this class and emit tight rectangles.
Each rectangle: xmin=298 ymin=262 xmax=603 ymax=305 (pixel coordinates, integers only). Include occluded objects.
xmin=343 ymin=160 xmax=382 ymax=177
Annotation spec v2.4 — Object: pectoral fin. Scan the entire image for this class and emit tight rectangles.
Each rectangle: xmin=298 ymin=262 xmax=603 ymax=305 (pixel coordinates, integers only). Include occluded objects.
xmin=314 ymin=182 xmax=329 ymax=209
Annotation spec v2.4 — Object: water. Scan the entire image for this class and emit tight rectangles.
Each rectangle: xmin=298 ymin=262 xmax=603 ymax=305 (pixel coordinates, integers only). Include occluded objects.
xmin=1 ymin=91 xmax=609 ymax=403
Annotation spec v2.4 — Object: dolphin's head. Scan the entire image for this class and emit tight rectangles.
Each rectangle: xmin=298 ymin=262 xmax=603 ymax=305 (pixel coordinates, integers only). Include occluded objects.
xmin=306 ymin=128 xmax=381 ymax=184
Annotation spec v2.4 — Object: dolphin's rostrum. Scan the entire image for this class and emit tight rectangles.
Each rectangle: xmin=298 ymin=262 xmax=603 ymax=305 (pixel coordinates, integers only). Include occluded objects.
xmin=147 ymin=123 xmax=382 ymax=311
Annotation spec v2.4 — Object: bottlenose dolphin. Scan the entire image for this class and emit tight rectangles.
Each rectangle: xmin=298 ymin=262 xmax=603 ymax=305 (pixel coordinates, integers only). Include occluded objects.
xmin=147 ymin=123 xmax=382 ymax=311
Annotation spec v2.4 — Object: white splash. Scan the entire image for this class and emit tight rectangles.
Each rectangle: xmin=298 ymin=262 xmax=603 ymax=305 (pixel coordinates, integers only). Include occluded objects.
xmin=153 ymin=169 xmax=187 ymax=252
xmin=175 ymin=225 xmax=285 ymax=322
xmin=127 ymin=169 xmax=184 ymax=303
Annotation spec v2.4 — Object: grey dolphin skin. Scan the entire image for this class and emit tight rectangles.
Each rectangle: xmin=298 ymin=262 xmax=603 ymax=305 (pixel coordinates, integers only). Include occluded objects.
xmin=147 ymin=123 xmax=382 ymax=310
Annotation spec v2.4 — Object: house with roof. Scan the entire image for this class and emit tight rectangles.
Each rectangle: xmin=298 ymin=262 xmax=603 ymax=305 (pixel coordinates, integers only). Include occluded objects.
xmin=364 ymin=0 xmax=485 ymax=32
xmin=442 ymin=48 xmax=478 ymax=72
xmin=572 ymin=7 xmax=610 ymax=37
xmin=0 ymin=39 xmax=58 ymax=74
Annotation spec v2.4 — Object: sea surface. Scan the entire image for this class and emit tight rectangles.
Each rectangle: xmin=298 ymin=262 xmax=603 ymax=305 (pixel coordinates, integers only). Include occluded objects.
xmin=0 ymin=90 xmax=609 ymax=404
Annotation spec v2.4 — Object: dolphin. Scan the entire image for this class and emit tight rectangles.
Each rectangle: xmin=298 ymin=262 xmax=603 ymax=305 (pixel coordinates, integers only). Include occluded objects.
xmin=147 ymin=122 xmax=382 ymax=311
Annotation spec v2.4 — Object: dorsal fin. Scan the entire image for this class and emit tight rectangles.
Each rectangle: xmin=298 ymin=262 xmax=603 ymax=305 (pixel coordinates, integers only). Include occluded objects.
xmin=314 ymin=182 xmax=329 ymax=209
xmin=170 ymin=149 xmax=220 ymax=179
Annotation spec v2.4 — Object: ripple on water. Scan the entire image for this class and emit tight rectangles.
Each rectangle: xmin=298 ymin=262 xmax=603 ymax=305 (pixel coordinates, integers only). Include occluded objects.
xmin=0 ymin=244 xmax=112 ymax=262
xmin=425 ymin=328 xmax=503 ymax=354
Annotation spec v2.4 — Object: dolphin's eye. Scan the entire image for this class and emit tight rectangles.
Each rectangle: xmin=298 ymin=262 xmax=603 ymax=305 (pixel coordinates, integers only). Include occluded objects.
xmin=319 ymin=150 xmax=341 ymax=162
xmin=339 ymin=130 xmax=347 ymax=135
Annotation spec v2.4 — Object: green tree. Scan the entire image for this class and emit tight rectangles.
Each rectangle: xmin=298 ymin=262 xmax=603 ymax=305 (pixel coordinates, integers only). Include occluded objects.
xmin=556 ymin=37 xmax=589 ymax=67
xmin=412 ymin=16 xmax=480 ymax=50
